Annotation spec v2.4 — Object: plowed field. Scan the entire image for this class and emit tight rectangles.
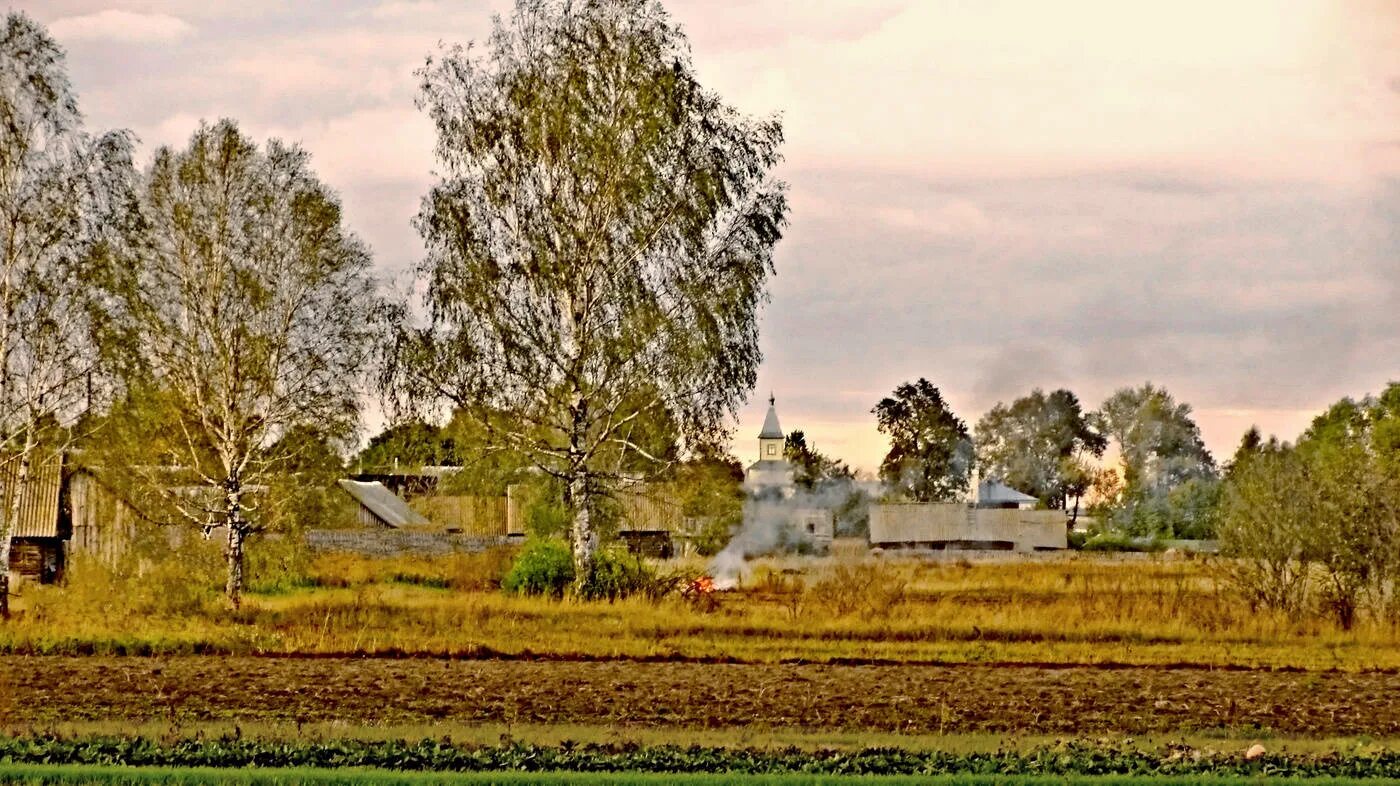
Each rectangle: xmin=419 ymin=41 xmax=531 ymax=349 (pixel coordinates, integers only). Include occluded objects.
xmin=5 ymin=656 xmax=1398 ymax=736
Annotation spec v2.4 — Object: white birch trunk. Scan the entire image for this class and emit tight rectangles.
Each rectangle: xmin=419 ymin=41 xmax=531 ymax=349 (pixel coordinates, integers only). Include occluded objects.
xmin=567 ymin=388 xmax=596 ymax=595
xmin=0 ymin=431 xmax=36 ymax=619
xmin=0 ymin=487 xmax=11 ymax=620
xmin=224 ymin=474 xmax=247 ymax=609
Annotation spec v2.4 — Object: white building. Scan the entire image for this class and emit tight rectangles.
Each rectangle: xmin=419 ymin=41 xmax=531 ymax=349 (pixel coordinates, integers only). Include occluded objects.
xmin=744 ymin=394 xmax=795 ymax=493
xmin=740 ymin=395 xmax=834 ymax=552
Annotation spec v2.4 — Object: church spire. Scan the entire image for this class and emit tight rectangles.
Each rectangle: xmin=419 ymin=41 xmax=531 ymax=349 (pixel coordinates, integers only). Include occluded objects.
xmin=758 ymin=395 xmax=783 ymax=440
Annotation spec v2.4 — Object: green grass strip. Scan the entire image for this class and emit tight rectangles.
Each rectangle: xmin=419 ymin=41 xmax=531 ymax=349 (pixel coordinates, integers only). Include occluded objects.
xmin=4 ymin=765 xmax=1400 ymax=786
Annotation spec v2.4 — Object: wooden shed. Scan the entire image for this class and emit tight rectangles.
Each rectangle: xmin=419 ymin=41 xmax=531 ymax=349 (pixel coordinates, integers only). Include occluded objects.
xmin=66 ymin=469 xmax=140 ymax=564
xmin=3 ymin=453 xmax=145 ymax=583
xmin=2 ymin=452 xmax=67 ymax=583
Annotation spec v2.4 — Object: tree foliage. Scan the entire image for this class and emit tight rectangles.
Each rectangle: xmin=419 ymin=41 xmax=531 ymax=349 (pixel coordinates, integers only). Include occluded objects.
xmin=783 ymin=430 xmax=853 ymax=492
xmin=1218 ymin=383 xmax=1400 ymax=628
xmin=670 ymin=452 xmax=744 ymax=555
xmin=0 ymin=12 xmax=136 ymax=617
xmin=1094 ymin=383 xmax=1218 ymax=538
xmin=1097 ymin=383 xmax=1215 ymax=496
xmin=355 ymin=419 xmax=462 ymax=472
xmin=1294 ymin=387 xmax=1400 ymax=627
xmin=387 ymin=0 xmax=787 ymax=590
xmin=974 ymin=388 xmax=1106 ymax=510
xmin=784 ymin=429 xmax=867 ymax=535
xmin=107 ymin=120 xmax=378 ymax=608
xmin=872 ymin=378 xmax=973 ymax=502
xmin=1217 ymin=442 xmax=1312 ymax=614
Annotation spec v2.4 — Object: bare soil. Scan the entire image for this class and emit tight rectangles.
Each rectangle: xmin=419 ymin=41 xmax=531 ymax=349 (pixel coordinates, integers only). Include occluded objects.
xmin=5 ymin=656 xmax=1398 ymax=736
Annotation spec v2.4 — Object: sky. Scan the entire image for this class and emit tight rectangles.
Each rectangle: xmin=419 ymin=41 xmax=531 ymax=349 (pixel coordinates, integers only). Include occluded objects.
xmin=28 ymin=0 xmax=1400 ymax=473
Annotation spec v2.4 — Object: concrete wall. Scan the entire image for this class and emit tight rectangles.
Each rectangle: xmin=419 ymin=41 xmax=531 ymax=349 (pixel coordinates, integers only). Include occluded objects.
xmin=305 ymin=529 xmax=511 ymax=557
xmin=870 ymin=503 xmax=1066 ymax=551
xmin=792 ymin=507 xmax=835 ymax=552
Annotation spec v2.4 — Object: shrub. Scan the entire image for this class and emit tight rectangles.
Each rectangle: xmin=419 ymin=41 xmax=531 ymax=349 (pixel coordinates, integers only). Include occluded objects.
xmin=689 ymin=515 xmax=736 ymax=557
xmin=245 ymin=532 xmax=313 ymax=595
xmin=580 ymin=546 xmax=657 ymax=601
xmin=501 ymin=541 xmax=661 ymax=601
xmin=1080 ymin=531 xmax=1162 ymax=553
xmin=501 ymin=539 xmax=575 ymax=598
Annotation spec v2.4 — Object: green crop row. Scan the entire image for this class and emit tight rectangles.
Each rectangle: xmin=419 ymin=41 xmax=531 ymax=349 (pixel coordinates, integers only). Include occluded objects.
xmin=3 ymin=764 xmax=1400 ymax=786
xmin=1 ymin=738 xmax=1398 ymax=779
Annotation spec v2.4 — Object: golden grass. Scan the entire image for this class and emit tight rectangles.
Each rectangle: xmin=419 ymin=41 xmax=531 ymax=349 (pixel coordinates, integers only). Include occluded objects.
xmin=5 ymin=550 xmax=1399 ymax=670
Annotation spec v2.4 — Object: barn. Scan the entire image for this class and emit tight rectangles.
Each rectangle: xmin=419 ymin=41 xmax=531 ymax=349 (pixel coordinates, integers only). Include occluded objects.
xmin=3 ymin=453 xmax=140 ymax=584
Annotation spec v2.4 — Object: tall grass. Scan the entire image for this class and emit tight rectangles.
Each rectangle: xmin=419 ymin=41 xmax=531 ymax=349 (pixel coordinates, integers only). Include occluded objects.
xmin=5 ymin=550 xmax=1399 ymax=670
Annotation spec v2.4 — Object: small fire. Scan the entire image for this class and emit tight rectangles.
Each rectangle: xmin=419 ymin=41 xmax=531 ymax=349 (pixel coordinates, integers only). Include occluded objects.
xmin=683 ymin=575 xmax=720 ymax=611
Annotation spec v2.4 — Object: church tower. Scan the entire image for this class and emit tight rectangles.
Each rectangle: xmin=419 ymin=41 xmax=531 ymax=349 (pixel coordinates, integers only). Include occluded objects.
xmin=745 ymin=393 xmax=794 ymax=493
xmin=758 ymin=393 xmax=784 ymax=461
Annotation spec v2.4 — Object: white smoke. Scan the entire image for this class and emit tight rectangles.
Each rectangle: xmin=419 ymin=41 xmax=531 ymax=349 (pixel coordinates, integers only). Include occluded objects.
xmin=707 ymin=486 xmax=854 ymax=590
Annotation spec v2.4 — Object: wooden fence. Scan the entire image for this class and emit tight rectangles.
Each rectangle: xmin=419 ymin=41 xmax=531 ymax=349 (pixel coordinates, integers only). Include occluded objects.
xmin=413 ymin=495 xmax=509 ymax=535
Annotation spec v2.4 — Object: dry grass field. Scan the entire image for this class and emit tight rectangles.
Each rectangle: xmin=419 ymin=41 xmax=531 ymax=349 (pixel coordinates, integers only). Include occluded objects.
xmin=4 ymin=547 xmax=1399 ymax=671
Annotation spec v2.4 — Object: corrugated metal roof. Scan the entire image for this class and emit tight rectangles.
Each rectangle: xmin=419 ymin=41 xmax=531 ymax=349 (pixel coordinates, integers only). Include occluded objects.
xmin=1 ymin=452 xmax=64 ymax=538
xmin=337 ymin=479 xmax=430 ymax=528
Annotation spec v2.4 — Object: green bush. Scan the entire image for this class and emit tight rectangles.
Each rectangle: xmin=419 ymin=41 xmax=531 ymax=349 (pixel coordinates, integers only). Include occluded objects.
xmin=501 ymin=539 xmax=575 ymax=598
xmin=502 ymin=541 xmax=659 ymax=601
xmin=1080 ymin=531 xmax=1165 ymax=553
xmin=581 ymin=546 xmax=657 ymax=601
xmin=1110 ymin=477 xmax=1223 ymax=541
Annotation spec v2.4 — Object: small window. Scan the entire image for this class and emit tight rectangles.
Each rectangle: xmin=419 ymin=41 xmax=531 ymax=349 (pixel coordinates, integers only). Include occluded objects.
xmin=766 ymin=444 xmax=776 ymax=456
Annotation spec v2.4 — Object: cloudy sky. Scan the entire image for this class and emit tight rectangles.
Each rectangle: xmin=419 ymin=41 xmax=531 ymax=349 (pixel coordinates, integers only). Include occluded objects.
xmin=29 ymin=0 xmax=1400 ymax=472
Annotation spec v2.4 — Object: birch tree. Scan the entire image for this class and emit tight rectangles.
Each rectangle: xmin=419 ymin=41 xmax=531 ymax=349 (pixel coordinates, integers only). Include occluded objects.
xmin=112 ymin=120 xmax=376 ymax=609
xmin=0 ymin=13 xmax=135 ymax=618
xmin=388 ymin=0 xmax=787 ymax=592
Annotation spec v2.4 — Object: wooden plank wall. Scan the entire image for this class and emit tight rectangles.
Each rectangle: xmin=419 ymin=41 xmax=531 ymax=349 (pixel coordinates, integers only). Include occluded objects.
xmin=616 ymin=486 xmax=684 ymax=532
xmin=502 ymin=483 xmax=686 ymax=536
xmin=67 ymin=471 xmax=140 ymax=564
xmin=413 ymin=495 xmax=508 ymax=535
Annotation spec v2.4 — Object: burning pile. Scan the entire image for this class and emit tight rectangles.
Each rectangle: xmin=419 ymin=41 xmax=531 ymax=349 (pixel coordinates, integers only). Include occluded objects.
xmin=682 ymin=574 xmax=719 ymax=611
xmin=684 ymin=575 xmax=715 ymax=596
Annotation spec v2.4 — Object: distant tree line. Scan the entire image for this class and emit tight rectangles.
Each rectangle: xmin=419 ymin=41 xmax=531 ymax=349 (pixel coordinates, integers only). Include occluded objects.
xmin=869 ymin=378 xmax=1216 ymax=536
xmin=870 ymin=376 xmax=1400 ymax=625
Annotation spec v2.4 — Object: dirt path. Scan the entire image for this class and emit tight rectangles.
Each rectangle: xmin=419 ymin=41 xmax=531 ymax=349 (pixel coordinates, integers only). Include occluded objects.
xmin=5 ymin=656 xmax=1397 ymax=736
